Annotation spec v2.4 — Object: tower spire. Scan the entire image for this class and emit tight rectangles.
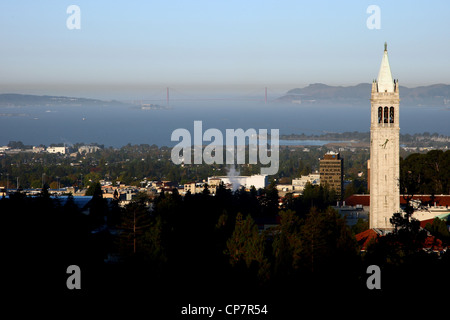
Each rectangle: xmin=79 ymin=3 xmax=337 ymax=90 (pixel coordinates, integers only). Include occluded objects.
xmin=377 ymin=43 xmax=394 ymax=92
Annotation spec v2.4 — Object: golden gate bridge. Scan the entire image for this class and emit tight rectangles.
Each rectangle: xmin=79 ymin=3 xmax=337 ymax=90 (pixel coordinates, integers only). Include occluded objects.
xmin=130 ymin=87 xmax=281 ymax=106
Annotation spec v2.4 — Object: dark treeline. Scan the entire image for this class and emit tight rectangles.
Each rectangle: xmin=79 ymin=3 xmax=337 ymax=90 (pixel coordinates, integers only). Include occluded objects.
xmin=3 ymin=181 xmax=450 ymax=314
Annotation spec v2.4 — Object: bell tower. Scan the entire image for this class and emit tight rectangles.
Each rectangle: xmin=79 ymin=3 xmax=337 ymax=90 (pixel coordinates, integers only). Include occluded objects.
xmin=369 ymin=43 xmax=400 ymax=229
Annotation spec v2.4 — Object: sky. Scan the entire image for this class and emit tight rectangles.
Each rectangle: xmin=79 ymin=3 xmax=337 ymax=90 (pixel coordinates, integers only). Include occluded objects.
xmin=0 ymin=0 xmax=449 ymax=99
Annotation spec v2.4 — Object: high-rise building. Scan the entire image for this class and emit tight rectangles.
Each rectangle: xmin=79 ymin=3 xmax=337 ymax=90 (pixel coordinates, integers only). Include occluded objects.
xmin=369 ymin=43 xmax=400 ymax=229
xmin=319 ymin=151 xmax=343 ymax=200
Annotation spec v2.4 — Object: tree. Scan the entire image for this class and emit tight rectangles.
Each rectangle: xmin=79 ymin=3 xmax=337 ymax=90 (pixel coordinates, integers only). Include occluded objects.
xmin=344 ymin=182 xmax=357 ymax=200
xmin=87 ymin=182 xmax=108 ymax=229
xmin=299 ymin=207 xmax=357 ymax=274
xmin=299 ymin=207 xmax=328 ymax=273
xmin=118 ymin=192 xmax=155 ymax=261
xmin=60 ymin=193 xmax=91 ymax=263
xmin=107 ymin=189 xmax=122 ymax=227
xmin=202 ymin=183 xmax=210 ymax=196
xmin=394 ymin=162 xmax=429 ymax=254
xmin=351 ymin=217 xmax=369 ymax=235
xmin=400 ymin=150 xmax=450 ymax=195
xmin=300 ymin=182 xmax=336 ymax=213
xmin=85 ymin=181 xmax=102 ymax=196
xmin=7 ymin=141 xmax=26 ymax=149
xmin=272 ymin=210 xmax=302 ymax=277
xmin=259 ymin=181 xmax=279 ymax=218
xmin=49 ymin=181 xmax=58 ymax=190
xmin=425 ymin=217 xmax=450 ymax=245
xmin=225 ymin=212 xmax=270 ymax=281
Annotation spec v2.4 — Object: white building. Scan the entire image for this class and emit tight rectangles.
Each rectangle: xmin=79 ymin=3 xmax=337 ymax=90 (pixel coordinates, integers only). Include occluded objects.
xmin=183 ymin=182 xmax=217 ymax=195
xmin=292 ymin=173 xmax=320 ymax=190
xmin=78 ymin=145 xmax=101 ymax=154
xmin=369 ymin=43 xmax=400 ymax=229
xmin=208 ymin=174 xmax=268 ymax=190
xmin=47 ymin=146 xmax=66 ymax=154
xmin=276 ymin=173 xmax=320 ymax=194
xmin=32 ymin=146 xmax=45 ymax=153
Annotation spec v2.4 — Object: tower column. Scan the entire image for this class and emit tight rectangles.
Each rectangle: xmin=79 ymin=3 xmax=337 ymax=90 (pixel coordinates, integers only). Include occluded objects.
xmin=369 ymin=43 xmax=400 ymax=230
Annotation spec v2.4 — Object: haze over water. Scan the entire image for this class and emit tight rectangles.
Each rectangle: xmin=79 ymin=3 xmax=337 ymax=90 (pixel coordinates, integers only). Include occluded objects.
xmin=0 ymin=100 xmax=448 ymax=148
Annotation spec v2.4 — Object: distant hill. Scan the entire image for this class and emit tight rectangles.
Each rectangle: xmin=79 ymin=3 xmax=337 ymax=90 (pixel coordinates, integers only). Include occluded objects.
xmin=278 ymin=83 xmax=450 ymax=106
xmin=0 ymin=94 xmax=128 ymax=107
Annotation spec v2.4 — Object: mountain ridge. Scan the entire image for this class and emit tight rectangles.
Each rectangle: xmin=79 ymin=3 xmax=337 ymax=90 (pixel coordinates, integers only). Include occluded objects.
xmin=0 ymin=93 xmax=128 ymax=107
xmin=2 ymin=85 xmax=450 ymax=107
xmin=280 ymin=83 xmax=450 ymax=106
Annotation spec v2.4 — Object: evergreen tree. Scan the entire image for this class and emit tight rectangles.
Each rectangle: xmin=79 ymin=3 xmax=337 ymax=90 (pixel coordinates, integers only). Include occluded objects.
xmin=351 ymin=217 xmax=369 ymax=235
xmin=87 ymin=182 xmax=108 ymax=229
xmin=299 ymin=207 xmax=357 ymax=274
xmin=107 ymin=189 xmax=122 ymax=227
xmin=259 ymin=181 xmax=279 ymax=218
xmin=225 ymin=212 xmax=270 ymax=281
xmin=425 ymin=217 xmax=450 ymax=245
xmin=118 ymin=192 xmax=153 ymax=261
xmin=272 ymin=210 xmax=303 ymax=277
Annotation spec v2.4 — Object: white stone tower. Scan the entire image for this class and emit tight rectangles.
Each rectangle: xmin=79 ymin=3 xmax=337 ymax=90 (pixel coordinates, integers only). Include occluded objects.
xmin=369 ymin=43 xmax=400 ymax=229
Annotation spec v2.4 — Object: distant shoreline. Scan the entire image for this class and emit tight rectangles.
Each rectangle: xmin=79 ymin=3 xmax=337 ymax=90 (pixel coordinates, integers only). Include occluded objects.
xmin=280 ymin=132 xmax=449 ymax=148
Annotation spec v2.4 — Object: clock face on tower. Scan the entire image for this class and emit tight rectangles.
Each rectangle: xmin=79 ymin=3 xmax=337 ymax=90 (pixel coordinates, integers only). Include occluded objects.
xmin=380 ymin=139 xmax=389 ymax=149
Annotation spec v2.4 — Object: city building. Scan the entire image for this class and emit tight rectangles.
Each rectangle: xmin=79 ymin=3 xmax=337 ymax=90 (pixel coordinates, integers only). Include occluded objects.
xmin=276 ymin=173 xmax=321 ymax=196
xmin=32 ymin=146 xmax=45 ymax=153
xmin=369 ymin=43 xmax=400 ymax=229
xmin=319 ymin=151 xmax=344 ymax=199
xmin=78 ymin=145 xmax=101 ymax=154
xmin=183 ymin=182 xmax=217 ymax=195
xmin=292 ymin=173 xmax=320 ymax=190
xmin=208 ymin=174 xmax=268 ymax=190
xmin=346 ymin=194 xmax=450 ymax=220
xmin=47 ymin=146 xmax=66 ymax=154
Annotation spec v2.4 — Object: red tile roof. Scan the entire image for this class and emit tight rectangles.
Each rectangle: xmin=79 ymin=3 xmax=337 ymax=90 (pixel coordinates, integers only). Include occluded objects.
xmin=345 ymin=195 xmax=370 ymax=206
xmin=344 ymin=194 xmax=450 ymax=207
xmin=399 ymin=195 xmax=450 ymax=206
xmin=355 ymin=228 xmax=378 ymax=251
xmin=355 ymin=227 xmax=447 ymax=252
xmin=420 ymin=218 xmax=435 ymax=228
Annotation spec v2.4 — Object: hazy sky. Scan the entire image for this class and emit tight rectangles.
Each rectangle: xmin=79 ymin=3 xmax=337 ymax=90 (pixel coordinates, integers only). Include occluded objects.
xmin=1 ymin=0 xmax=449 ymax=99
